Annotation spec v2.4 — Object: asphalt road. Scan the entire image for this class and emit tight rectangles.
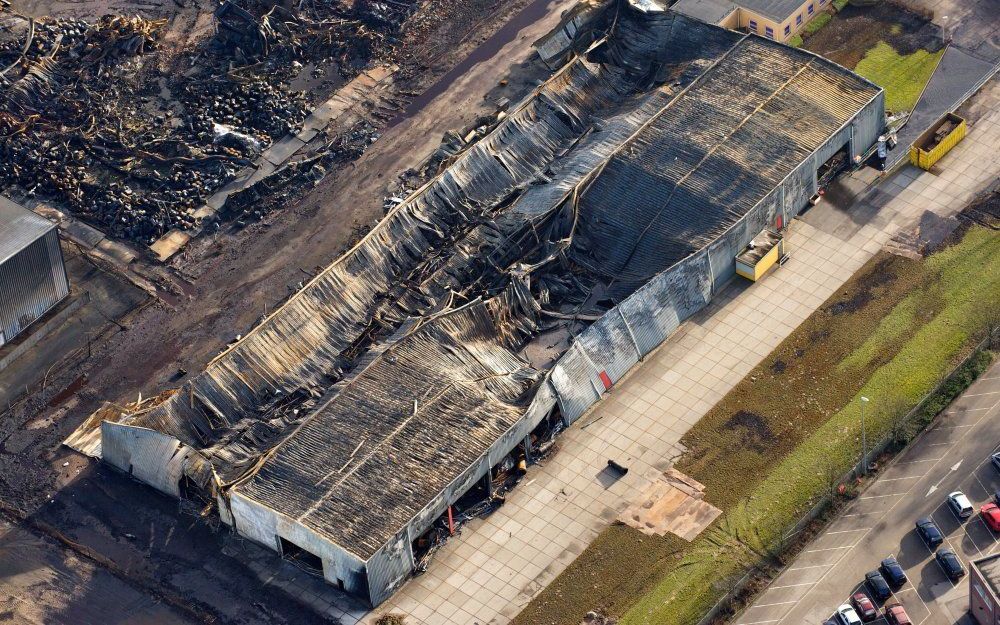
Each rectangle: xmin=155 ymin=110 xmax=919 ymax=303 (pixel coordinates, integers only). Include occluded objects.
xmin=736 ymin=358 xmax=1000 ymax=625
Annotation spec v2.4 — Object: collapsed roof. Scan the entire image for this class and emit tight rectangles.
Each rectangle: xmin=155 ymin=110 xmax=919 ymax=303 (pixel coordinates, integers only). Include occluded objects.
xmin=99 ymin=0 xmax=881 ymax=568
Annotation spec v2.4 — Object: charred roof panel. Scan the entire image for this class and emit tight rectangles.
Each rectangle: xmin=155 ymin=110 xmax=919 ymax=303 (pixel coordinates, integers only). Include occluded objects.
xmin=235 ymin=297 xmax=540 ymax=559
xmin=569 ymin=36 xmax=880 ymax=294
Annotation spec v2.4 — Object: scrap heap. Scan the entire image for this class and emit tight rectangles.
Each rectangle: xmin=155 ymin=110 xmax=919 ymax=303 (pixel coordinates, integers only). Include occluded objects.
xmin=0 ymin=0 xmax=407 ymax=244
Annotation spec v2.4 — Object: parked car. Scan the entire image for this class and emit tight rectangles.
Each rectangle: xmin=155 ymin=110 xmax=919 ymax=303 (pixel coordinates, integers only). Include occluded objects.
xmin=865 ymin=570 xmax=892 ymax=601
xmin=836 ymin=604 xmax=863 ymax=625
xmin=991 ymin=451 xmax=1000 ymax=473
xmin=947 ymin=491 xmax=974 ymax=519
xmin=915 ymin=517 xmax=944 ymax=548
xmin=994 ymin=488 xmax=1000 ymax=506
xmin=936 ymin=548 xmax=966 ymax=581
xmin=884 ymin=602 xmax=912 ymax=625
xmin=982 ymin=502 xmax=1000 ymax=532
xmin=850 ymin=592 xmax=877 ymax=622
xmin=880 ymin=556 xmax=907 ymax=587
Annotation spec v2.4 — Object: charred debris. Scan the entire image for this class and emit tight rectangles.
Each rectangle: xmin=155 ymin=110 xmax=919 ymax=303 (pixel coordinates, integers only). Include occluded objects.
xmin=0 ymin=0 xmax=415 ymax=244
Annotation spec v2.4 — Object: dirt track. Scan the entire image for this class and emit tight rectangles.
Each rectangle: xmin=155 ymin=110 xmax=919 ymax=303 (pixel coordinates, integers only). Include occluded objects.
xmin=0 ymin=0 xmax=572 ymax=622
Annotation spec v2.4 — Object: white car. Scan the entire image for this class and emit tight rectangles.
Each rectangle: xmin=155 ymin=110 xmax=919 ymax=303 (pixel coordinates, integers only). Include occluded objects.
xmin=836 ymin=603 xmax=863 ymax=625
xmin=947 ymin=491 xmax=974 ymax=519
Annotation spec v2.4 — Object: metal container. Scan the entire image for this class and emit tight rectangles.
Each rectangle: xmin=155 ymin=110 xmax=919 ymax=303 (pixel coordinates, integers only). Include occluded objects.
xmin=0 ymin=197 xmax=69 ymax=346
xmin=910 ymin=112 xmax=967 ymax=171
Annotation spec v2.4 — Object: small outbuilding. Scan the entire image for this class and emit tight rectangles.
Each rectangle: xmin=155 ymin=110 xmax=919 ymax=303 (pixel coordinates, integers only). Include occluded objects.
xmin=0 ymin=196 xmax=69 ymax=347
xmin=971 ymin=553 xmax=1000 ymax=625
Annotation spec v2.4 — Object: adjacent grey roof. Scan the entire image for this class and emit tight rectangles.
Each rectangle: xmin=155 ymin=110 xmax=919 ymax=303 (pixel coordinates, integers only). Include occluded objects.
xmin=737 ymin=0 xmax=810 ymax=22
xmin=0 ymin=196 xmax=55 ymax=265
xmin=671 ymin=0 xmax=738 ymax=24
xmin=975 ymin=554 xmax=1000 ymax=599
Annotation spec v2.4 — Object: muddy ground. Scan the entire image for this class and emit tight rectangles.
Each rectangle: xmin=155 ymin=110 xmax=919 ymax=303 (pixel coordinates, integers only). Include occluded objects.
xmin=802 ymin=1 xmax=943 ymax=68
xmin=0 ymin=0 xmax=574 ymax=622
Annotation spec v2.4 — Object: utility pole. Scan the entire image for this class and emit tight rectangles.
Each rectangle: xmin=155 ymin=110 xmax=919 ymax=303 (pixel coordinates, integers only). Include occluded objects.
xmin=860 ymin=396 xmax=870 ymax=476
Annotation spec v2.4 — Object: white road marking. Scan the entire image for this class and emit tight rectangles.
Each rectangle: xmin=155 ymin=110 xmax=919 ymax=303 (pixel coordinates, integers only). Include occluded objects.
xmin=758 ymin=390 xmax=1000 ymax=625
xmin=786 ymin=564 xmax=828 ymax=572
xmin=752 ymin=600 xmax=799 ymax=609
xmin=826 ymin=528 xmax=870 ymax=535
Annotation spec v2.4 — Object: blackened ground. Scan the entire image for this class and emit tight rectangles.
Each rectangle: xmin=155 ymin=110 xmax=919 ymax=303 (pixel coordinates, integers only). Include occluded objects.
xmin=0 ymin=0 xmax=575 ymax=623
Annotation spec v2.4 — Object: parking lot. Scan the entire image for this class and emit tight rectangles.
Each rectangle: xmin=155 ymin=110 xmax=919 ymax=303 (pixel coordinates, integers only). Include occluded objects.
xmin=736 ymin=358 xmax=1000 ymax=625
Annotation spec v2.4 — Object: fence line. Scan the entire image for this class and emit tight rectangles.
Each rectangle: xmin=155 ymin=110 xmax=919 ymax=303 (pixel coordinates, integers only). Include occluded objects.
xmin=712 ymin=334 xmax=994 ymax=625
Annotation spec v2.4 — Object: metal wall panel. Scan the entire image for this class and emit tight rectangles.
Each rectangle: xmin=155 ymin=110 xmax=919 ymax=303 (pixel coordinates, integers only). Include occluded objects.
xmin=0 ymin=229 xmax=69 ymax=345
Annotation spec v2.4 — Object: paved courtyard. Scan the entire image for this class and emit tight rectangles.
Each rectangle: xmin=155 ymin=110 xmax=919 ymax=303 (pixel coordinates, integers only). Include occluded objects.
xmin=362 ymin=96 xmax=1000 ymax=625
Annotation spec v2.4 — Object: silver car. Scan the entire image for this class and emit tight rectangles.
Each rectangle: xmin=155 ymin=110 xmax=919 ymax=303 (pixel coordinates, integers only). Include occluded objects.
xmin=836 ymin=604 xmax=862 ymax=625
xmin=947 ymin=491 xmax=974 ymax=519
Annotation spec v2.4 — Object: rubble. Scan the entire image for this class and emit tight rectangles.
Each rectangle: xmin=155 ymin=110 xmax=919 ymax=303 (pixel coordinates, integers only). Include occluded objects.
xmin=0 ymin=0 xmax=409 ymax=245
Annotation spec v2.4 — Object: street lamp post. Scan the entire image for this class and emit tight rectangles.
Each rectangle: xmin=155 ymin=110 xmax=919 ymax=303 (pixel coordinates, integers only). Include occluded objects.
xmin=860 ymin=396 xmax=870 ymax=476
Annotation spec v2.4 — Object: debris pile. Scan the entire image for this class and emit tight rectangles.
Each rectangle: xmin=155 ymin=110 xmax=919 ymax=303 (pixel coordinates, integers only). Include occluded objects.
xmin=0 ymin=0 xmax=412 ymax=245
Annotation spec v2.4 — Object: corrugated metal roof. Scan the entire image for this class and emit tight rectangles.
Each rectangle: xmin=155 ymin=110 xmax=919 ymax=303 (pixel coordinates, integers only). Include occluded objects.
xmin=569 ymin=35 xmax=881 ymax=295
xmin=234 ymin=298 xmax=540 ymax=559
xmin=0 ymin=196 xmax=55 ymax=266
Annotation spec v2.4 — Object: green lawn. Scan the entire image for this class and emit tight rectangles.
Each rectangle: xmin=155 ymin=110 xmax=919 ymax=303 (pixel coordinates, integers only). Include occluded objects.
xmin=514 ymin=224 xmax=1000 ymax=625
xmin=804 ymin=12 xmax=832 ymax=35
xmin=854 ymin=41 xmax=945 ymax=111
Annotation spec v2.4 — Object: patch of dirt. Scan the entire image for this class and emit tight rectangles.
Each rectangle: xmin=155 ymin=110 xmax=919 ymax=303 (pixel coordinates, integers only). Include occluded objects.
xmin=722 ymin=411 xmax=777 ymax=453
xmin=825 ymin=258 xmax=897 ymax=315
xmin=803 ymin=1 xmax=943 ymax=68
xmin=771 ymin=359 xmax=787 ymax=374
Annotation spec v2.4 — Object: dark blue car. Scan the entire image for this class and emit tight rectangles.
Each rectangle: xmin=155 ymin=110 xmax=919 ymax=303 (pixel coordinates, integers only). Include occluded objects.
xmin=915 ymin=517 xmax=943 ymax=549
xmin=880 ymin=556 xmax=907 ymax=587
xmin=865 ymin=570 xmax=892 ymax=600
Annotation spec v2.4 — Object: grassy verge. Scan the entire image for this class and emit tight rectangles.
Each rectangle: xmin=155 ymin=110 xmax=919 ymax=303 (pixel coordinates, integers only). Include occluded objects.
xmin=514 ymin=224 xmax=1000 ymax=625
xmin=854 ymin=41 xmax=944 ymax=111
xmin=804 ymin=12 xmax=832 ymax=35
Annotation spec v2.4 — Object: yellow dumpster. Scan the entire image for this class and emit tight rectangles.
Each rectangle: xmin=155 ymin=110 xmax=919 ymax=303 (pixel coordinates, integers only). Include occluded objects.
xmin=736 ymin=229 xmax=783 ymax=282
xmin=910 ymin=112 xmax=966 ymax=170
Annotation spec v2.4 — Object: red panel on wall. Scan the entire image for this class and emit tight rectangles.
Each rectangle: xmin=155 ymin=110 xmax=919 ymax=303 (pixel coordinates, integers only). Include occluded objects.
xmin=599 ymin=371 xmax=613 ymax=390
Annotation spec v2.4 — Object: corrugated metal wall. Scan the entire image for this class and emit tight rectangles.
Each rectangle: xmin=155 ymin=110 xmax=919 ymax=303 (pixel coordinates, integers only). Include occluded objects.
xmin=550 ymin=93 xmax=884 ymax=422
xmin=0 ymin=228 xmax=69 ymax=345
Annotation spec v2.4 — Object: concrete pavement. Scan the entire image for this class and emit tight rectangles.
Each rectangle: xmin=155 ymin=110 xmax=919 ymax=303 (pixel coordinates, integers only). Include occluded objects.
xmin=365 ymin=88 xmax=1000 ymax=625
xmin=735 ymin=359 xmax=1000 ymax=625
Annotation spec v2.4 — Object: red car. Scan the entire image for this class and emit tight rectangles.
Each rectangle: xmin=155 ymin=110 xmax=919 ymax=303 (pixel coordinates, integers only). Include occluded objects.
xmin=982 ymin=503 xmax=1000 ymax=532
xmin=850 ymin=592 xmax=877 ymax=622
xmin=884 ymin=603 xmax=912 ymax=625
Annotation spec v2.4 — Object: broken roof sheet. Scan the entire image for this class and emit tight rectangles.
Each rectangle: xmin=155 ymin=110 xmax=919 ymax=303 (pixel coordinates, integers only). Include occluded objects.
xmin=0 ymin=196 xmax=55 ymax=265
xmin=234 ymin=295 xmax=540 ymax=559
xmin=569 ymin=36 xmax=880 ymax=293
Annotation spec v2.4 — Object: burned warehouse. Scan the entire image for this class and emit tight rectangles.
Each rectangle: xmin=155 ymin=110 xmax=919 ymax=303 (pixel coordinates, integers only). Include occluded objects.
xmin=0 ymin=195 xmax=68 ymax=347
xmin=77 ymin=2 xmax=885 ymax=607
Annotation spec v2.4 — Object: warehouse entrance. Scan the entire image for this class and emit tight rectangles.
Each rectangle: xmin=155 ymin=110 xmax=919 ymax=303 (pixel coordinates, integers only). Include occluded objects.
xmin=278 ymin=536 xmax=323 ymax=574
xmin=817 ymin=144 xmax=850 ymax=189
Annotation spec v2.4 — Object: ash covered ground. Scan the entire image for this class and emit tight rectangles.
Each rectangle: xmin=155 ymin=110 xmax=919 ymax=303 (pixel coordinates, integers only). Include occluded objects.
xmin=0 ymin=0 xmax=566 ymax=622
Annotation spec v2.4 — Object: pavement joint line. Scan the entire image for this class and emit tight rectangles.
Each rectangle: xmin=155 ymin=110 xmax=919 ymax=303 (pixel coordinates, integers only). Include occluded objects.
xmin=752 ymin=600 xmax=799 ymax=609
xmin=768 ymin=582 xmax=815 ymax=590
xmin=764 ymin=386 xmax=1000 ymax=625
xmin=786 ymin=564 xmax=828 ymax=572
xmin=878 ymin=476 xmax=924 ymax=483
xmin=965 ymin=391 xmax=1000 ymax=397
xmin=803 ymin=545 xmax=856 ymax=553
xmin=859 ymin=493 xmax=906 ymax=499
xmin=895 ymin=458 xmax=944 ymax=465
xmin=739 ymin=619 xmax=781 ymax=625
xmin=826 ymin=528 xmax=870 ymax=535
xmin=933 ymin=423 xmax=976 ymax=428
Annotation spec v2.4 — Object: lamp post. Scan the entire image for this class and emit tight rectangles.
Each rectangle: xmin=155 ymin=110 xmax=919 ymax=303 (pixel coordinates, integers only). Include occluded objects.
xmin=860 ymin=396 xmax=870 ymax=476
